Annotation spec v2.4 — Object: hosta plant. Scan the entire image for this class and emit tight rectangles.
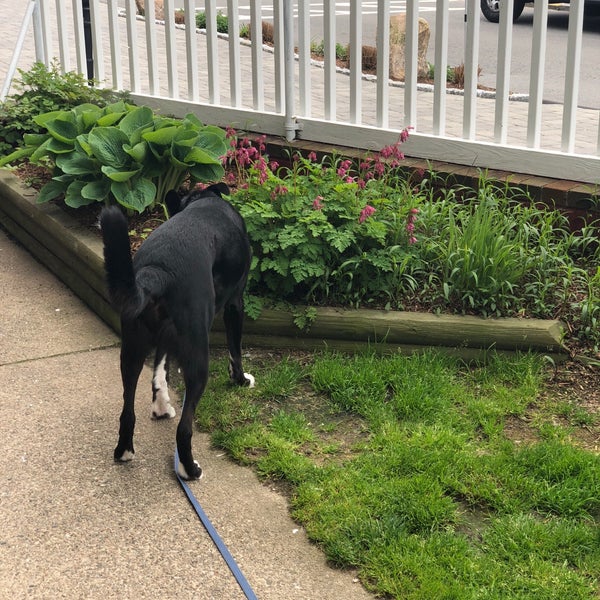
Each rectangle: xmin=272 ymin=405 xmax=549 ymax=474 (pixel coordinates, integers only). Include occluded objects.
xmin=0 ymin=101 xmax=227 ymax=213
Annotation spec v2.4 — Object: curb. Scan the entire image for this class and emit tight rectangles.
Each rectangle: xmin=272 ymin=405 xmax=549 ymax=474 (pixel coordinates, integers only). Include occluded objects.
xmin=0 ymin=169 xmax=567 ymax=361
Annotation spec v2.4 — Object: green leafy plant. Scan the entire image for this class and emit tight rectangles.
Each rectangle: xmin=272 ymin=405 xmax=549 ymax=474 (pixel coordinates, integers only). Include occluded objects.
xmin=0 ymin=101 xmax=227 ymax=213
xmin=309 ymin=41 xmax=352 ymax=62
xmin=226 ymin=129 xmax=419 ymax=308
xmin=195 ymin=10 xmax=229 ymax=33
xmin=223 ymin=130 xmax=600 ymax=349
xmin=0 ymin=61 xmax=114 ymax=155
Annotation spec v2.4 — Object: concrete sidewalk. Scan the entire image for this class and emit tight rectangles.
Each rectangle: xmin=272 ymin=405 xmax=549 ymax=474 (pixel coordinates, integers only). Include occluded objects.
xmin=0 ymin=227 xmax=373 ymax=599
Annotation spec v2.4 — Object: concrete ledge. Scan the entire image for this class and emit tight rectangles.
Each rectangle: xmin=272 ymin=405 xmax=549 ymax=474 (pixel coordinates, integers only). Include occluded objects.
xmin=0 ymin=169 xmax=567 ymax=361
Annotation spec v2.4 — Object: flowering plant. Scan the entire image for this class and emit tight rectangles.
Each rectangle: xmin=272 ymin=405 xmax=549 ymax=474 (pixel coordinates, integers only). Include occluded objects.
xmin=224 ymin=128 xmax=421 ymax=309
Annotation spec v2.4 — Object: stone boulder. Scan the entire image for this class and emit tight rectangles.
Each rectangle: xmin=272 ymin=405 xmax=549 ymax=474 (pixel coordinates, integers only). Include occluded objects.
xmin=389 ymin=14 xmax=431 ymax=81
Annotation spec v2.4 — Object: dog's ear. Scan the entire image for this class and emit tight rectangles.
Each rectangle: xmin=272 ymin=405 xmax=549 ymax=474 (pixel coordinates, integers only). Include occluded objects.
xmin=204 ymin=182 xmax=230 ymax=198
xmin=165 ymin=190 xmax=182 ymax=217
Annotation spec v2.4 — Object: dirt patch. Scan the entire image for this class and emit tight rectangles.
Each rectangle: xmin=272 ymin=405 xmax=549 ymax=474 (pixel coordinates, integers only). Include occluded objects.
xmin=499 ymin=360 xmax=600 ymax=453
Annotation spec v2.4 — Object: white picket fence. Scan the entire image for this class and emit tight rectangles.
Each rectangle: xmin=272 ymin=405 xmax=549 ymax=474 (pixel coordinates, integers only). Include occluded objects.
xmin=8 ymin=0 xmax=600 ymax=185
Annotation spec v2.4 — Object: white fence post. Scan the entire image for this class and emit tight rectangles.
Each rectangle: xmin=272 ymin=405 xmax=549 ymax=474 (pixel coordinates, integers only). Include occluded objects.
xmin=1 ymin=0 xmax=38 ymax=102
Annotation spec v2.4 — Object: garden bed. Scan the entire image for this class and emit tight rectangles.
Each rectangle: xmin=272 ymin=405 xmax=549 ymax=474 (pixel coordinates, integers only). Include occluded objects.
xmin=0 ymin=169 xmax=567 ymax=361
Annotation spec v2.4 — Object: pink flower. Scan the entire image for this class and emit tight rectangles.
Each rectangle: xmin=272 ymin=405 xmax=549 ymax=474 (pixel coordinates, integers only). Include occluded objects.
xmin=270 ymin=184 xmax=288 ymax=200
xmin=400 ymin=127 xmax=412 ymax=143
xmin=337 ymin=159 xmax=353 ymax=178
xmin=406 ymin=207 xmax=419 ymax=244
xmin=312 ymin=195 xmax=324 ymax=210
xmin=308 ymin=151 xmax=317 ymax=162
xmin=358 ymin=205 xmax=376 ymax=224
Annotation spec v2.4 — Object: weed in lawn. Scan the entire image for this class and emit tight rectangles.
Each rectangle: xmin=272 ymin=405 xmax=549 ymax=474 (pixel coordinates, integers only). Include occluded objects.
xmin=194 ymin=349 xmax=600 ymax=599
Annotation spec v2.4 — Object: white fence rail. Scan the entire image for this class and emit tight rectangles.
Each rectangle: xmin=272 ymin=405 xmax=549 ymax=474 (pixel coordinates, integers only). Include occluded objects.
xmin=11 ymin=0 xmax=600 ymax=185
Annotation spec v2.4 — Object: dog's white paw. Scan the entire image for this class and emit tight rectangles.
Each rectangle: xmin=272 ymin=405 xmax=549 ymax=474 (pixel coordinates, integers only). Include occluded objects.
xmin=177 ymin=459 xmax=203 ymax=481
xmin=244 ymin=373 xmax=255 ymax=388
xmin=152 ymin=402 xmax=176 ymax=420
xmin=117 ymin=450 xmax=135 ymax=462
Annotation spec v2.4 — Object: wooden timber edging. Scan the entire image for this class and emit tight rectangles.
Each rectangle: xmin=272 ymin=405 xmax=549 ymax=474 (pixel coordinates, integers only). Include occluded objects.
xmin=0 ymin=170 xmax=568 ymax=361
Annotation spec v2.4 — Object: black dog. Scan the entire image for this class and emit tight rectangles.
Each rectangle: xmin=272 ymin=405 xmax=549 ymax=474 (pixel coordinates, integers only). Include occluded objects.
xmin=100 ymin=183 xmax=254 ymax=480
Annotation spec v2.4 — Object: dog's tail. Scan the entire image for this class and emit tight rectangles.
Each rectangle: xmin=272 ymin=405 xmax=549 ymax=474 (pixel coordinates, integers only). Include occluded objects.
xmin=100 ymin=206 xmax=145 ymax=319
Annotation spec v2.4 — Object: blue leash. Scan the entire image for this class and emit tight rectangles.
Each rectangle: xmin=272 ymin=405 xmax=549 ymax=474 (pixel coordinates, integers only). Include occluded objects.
xmin=174 ymin=448 xmax=258 ymax=600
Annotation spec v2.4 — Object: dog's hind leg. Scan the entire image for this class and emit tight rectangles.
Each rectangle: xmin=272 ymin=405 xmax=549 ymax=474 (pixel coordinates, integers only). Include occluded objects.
xmin=223 ymin=294 xmax=255 ymax=388
xmin=114 ymin=319 xmax=151 ymax=462
xmin=151 ymin=349 xmax=176 ymax=420
xmin=175 ymin=342 xmax=210 ymax=481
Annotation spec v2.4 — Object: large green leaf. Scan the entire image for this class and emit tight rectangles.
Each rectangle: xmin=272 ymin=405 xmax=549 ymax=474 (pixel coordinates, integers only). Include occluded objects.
xmin=143 ymin=126 xmax=179 ymax=146
xmin=168 ymin=155 xmax=190 ymax=170
xmin=182 ymin=112 xmax=204 ymax=129
xmin=184 ymin=146 xmax=222 ymax=165
xmin=104 ymin=100 xmax=130 ymax=114
xmin=119 ymin=106 xmax=155 ymax=137
xmin=43 ymin=114 xmax=79 ymax=143
xmin=193 ymin=130 xmax=228 ymax=158
xmin=47 ymin=137 xmax=75 ymax=154
xmin=123 ymin=141 xmax=148 ymax=163
xmin=88 ymin=127 xmax=130 ymax=168
xmin=72 ymin=103 xmax=104 ymax=129
xmin=36 ymin=179 xmax=67 ymax=204
xmin=23 ymin=133 xmax=50 ymax=147
xmin=81 ymin=179 xmax=111 ymax=201
xmin=111 ymin=178 xmax=157 ymax=213
xmin=75 ymin=134 xmax=92 ymax=156
xmin=199 ymin=124 xmax=227 ymax=141
xmin=51 ymin=173 xmax=77 ymax=182
xmin=101 ymin=164 xmax=141 ymax=182
xmin=0 ymin=146 xmax=34 ymax=167
xmin=33 ymin=110 xmax=64 ymax=128
xmin=188 ymin=162 xmax=225 ymax=182
xmin=96 ymin=112 xmax=126 ymax=127
xmin=56 ymin=152 xmax=98 ymax=175
xmin=29 ymin=137 xmax=54 ymax=163
xmin=65 ymin=180 xmax=98 ymax=208
xmin=153 ymin=115 xmax=181 ymax=129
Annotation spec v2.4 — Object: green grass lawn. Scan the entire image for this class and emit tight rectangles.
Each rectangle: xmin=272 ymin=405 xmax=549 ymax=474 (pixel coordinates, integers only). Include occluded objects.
xmin=195 ymin=349 xmax=599 ymax=599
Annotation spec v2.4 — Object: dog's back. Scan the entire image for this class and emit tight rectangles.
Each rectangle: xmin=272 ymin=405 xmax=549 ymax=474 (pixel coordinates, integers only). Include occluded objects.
xmin=101 ymin=187 xmax=251 ymax=320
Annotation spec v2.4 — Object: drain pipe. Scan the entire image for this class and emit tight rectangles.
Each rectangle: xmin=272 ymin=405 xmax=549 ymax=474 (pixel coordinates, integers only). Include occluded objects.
xmin=1 ymin=0 xmax=38 ymax=102
xmin=282 ymin=0 xmax=296 ymax=142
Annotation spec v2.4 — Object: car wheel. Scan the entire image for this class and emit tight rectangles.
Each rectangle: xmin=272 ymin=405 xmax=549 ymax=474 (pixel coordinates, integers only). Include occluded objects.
xmin=480 ymin=0 xmax=526 ymax=23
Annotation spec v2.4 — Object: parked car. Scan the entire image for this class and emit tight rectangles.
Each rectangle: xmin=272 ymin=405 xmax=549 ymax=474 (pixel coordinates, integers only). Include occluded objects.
xmin=481 ymin=0 xmax=600 ymax=23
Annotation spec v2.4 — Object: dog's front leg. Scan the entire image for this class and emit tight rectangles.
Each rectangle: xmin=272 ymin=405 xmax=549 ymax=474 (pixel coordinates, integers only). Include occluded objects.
xmin=224 ymin=300 xmax=255 ymax=388
xmin=152 ymin=350 xmax=176 ymax=419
